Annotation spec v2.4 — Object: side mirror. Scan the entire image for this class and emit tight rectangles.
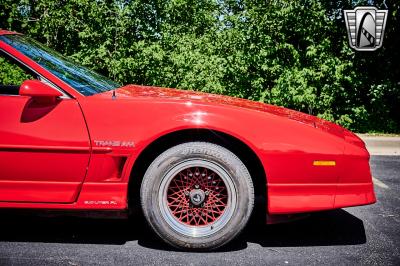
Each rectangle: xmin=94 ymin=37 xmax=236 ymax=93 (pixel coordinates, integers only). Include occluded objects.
xmin=19 ymin=80 xmax=63 ymax=98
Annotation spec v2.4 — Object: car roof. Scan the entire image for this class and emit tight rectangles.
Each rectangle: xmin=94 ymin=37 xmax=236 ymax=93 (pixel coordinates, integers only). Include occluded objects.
xmin=0 ymin=29 xmax=20 ymax=36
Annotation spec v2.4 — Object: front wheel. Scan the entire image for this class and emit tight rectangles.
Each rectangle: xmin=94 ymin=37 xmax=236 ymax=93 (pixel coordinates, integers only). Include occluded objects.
xmin=140 ymin=142 xmax=254 ymax=250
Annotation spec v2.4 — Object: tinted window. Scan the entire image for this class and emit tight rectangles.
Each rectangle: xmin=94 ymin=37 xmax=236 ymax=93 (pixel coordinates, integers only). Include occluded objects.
xmin=0 ymin=51 xmax=34 ymax=95
xmin=0 ymin=34 xmax=120 ymax=96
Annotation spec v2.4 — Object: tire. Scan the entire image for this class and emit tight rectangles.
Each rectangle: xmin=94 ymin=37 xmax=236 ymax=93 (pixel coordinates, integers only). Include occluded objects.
xmin=140 ymin=142 xmax=254 ymax=250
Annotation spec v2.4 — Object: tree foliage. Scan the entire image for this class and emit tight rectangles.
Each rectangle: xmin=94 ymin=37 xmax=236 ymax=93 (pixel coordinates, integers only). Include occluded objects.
xmin=0 ymin=0 xmax=399 ymax=132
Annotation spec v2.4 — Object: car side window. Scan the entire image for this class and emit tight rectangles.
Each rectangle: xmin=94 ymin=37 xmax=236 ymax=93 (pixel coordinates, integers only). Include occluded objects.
xmin=0 ymin=51 xmax=35 ymax=96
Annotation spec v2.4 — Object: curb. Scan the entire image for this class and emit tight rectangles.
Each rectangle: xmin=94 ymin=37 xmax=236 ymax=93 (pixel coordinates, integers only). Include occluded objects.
xmin=357 ymin=134 xmax=400 ymax=156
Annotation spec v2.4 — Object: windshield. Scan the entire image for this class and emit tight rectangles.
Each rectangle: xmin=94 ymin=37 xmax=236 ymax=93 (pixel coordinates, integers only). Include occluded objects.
xmin=0 ymin=34 xmax=120 ymax=96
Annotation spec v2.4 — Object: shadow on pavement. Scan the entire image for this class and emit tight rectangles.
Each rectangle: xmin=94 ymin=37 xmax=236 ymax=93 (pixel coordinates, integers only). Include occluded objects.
xmin=0 ymin=209 xmax=366 ymax=252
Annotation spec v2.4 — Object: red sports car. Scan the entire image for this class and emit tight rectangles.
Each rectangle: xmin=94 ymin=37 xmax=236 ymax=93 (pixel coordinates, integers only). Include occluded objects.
xmin=0 ymin=30 xmax=375 ymax=250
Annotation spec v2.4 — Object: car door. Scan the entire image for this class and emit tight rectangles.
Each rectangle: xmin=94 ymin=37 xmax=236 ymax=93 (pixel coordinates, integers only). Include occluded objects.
xmin=0 ymin=51 xmax=90 ymax=203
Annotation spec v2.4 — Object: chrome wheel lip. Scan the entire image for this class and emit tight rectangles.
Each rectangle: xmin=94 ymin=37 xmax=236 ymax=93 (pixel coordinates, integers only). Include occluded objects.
xmin=158 ymin=159 xmax=237 ymax=238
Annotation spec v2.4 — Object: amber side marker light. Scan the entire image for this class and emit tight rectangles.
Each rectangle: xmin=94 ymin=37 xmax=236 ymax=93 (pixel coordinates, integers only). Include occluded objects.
xmin=313 ymin=160 xmax=336 ymax=166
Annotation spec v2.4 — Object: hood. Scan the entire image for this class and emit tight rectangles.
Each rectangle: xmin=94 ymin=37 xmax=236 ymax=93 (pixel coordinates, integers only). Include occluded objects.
xmin=98 ymin=84 xmax=344 ymax=138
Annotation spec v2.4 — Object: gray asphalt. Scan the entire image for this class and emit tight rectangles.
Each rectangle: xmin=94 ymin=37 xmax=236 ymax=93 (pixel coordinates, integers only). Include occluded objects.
xmin=0 ymin=156 xmax=399 ymax=265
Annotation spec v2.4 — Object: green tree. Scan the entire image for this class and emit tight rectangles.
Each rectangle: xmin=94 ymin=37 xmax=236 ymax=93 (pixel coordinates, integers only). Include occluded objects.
xmin=0 ymin=0 xmax=399 ymax=132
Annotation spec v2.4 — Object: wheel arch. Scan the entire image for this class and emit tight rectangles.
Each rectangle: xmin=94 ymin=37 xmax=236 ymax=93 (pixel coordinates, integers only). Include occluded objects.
xmin=128 ymin=128 xmax=267 ymax=218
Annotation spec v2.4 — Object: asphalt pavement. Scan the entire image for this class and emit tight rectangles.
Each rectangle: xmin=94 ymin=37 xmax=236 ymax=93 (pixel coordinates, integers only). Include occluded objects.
xmin=0 ymin=155 xmax=399 ymax=265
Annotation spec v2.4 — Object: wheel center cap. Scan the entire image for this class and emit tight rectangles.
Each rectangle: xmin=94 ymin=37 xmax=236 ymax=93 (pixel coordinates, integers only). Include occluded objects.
xmin=189 ymin=189 xmax=206 ymax=206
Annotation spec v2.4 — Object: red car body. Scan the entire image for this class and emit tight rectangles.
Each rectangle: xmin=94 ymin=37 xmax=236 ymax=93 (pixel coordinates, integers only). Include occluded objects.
xmin=0 ymin=30 xmax=376 ymax=216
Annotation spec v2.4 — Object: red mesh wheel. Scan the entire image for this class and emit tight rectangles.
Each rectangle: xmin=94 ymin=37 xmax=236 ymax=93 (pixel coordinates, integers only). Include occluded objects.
xmin=166 ymin=167 xmax=228 ymax=226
